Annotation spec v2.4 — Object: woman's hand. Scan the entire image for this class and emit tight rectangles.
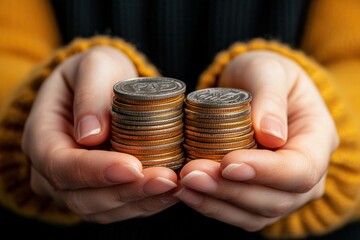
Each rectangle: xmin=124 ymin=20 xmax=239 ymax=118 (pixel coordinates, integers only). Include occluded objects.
xmin=175 ymin=50 xmax=339 ymax=231
xmin=22 ymin=46 xmax=179 ymax=223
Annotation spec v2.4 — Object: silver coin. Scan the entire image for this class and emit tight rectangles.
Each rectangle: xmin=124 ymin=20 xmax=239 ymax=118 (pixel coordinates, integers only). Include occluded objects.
xmin=186 ymin=88 xmax=251 ymax=107
xmin=114 ymin=77 xmax=186 ymax=100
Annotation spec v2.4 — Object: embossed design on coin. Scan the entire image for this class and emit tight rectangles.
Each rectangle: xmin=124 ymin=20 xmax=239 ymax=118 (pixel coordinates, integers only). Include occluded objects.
xmin=186 ymin=88 xmax=251 ymax=107
xmin=114 ymin=77 xmax=186 ymax=100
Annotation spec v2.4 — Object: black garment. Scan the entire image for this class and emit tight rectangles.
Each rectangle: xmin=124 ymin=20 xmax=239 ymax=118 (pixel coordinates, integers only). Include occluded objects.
xmin=51 ymin=0 xmax=309 ymax=92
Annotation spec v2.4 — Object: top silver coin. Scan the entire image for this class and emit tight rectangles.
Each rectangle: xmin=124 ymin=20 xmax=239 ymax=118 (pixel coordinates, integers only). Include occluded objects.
xmin=114 ymin=77 xmax=186 ymax=100
xmin=186 ymin=88 xmax=252 ymax=107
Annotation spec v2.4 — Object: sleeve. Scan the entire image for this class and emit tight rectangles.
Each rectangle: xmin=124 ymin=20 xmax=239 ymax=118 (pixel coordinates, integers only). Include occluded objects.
xmin=0 ymin=36 xmax=160 ymax=225
xmin=196 ymin=0 xmax=360 ymax=236
xmin=0 ymin=0 xmax=60 ymax=106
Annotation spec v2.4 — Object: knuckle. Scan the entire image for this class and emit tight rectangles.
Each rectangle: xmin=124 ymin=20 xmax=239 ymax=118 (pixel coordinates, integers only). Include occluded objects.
xmin=198 ymin=203 xmax=223 ymax=219
xmin=30 ymin=175 xmax=45 ymax=196
xmin=242 ymin=220 xmax=268 ymax=232
xmin=312 ymin=177 xmax=326 ymax=200
xmin=291 ymin=153 xmax=320 ymax=193
xmin=245 ymin=55 xmax=286 ymax=77
xmin=135 ymin=199 xmax=159 ymax=216
xmin=74 ymin=89 xmax=95 ymax=107
xmin=261 ymin=89 xmax=287 ymax=109
xmin=70 ymin=150 xmax=106 ymax=188
xmin=63 ymin=191 xmax=88 ymax=215
xmin=313 ymin=185 xmax=325 ymax=200
xmin=331 ymin=125 xmax=340 ymax=151
xmin=112 ymin=188 xmax=137 ymax=202
xmin=299 ymin=159 xmax=320 ymax=193
xmin=83 ymin=214 xmax=112 ymax=224
xmin=264 ymin=196 xmax=293 ymax=218
xmin=79 ymin=48 xmax=113 ymax=71
xmin=41 ymin=151 xmax=65 ymax=190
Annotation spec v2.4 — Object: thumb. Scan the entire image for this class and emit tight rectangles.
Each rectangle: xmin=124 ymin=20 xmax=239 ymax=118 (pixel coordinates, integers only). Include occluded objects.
xmin=64 ymin=47 xmax=137 ymax=146
xmin=221 ymin=54 xmax=289 ymax=148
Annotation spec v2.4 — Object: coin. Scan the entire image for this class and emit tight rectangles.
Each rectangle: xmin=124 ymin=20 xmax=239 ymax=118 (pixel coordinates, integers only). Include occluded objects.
xmin=110 ymin=77 xmax=186 ymax=170
xmin=186 ymin=88 xmax=251 ymax=108
xmin=113 ymin=77 xmax=186 ymax=100
xmin=184 ymin=87 xmax=256 ymax=163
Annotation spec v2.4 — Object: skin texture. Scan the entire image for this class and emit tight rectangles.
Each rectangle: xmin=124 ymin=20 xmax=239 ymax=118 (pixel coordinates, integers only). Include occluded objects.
xmin=22 ymin=47 xmax=339 ymax=230
xmin=175 ymin=50 xmax=339 ymax=231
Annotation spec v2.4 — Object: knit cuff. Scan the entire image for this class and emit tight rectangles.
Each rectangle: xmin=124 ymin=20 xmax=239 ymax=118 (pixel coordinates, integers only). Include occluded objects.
xmin=198 ymin=39 xmax=360 ymax=238
xmin=0 ymin=35 xmax=159 ymax=225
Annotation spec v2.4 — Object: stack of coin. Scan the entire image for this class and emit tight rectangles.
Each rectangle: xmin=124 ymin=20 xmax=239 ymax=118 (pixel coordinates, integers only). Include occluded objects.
xmin=110 ymin=77 xmax=186 ymax=170
xmin=184 ymin=87 xmax=256 ymax=162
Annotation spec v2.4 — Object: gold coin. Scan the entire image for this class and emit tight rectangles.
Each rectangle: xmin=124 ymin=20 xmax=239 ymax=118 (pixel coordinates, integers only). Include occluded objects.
xmin=112 ymin=133 xmax=183 ymax=146
xmin=184 ymin=128 xmax=253 ymax=139
xmin=113 ymin=96 xmax=184 ymax=111
xmin=111 ymin=108 xmax=183 ymax=122
xmin=112 ymin=104 xmax=183 ymax=116
xmin=111 ymin=137 xmax=184 ymax=150
xmin=185 ymin=101 xmax=249 ymax=114
xmin=185 ymin=113 xmax=250 ymax=123
xmin=111 ymin=143 xmax=183 ymax=155
xmin=143 ymin=157 xmax=185 ymax=169
xmin=139 ymin=152 xmax=184 ymax=164
xmin=112 ymin=119 xmax=183 ymax=130
xmin=185 ymin=158 xmax=222 ymax=163
xmin=185 ymin=137 xmax=254 ymax=149
xmin=184 ymin=108 xmax=251 ymax=119
xmin=185 ymin=122 xmax=252 ymax=134
xmin=114 ymin=94 xmax=184 ymax=105
xmin=132 ymin=148 xmax=183 ymax=160
xmin=111 ymin=128 xmax=183 ymax=140
xmin=184 ymin=117 xmax=251 ymax=129
xmin=183 ymin=140 xmax=256 ymax=154
xmin=186 ymin=152 xmax=225 ymax=160
xmin=112 ymin=122 xmax=184 ymax=136
xmin=113 ymin=113 xmax=183 ymax=126
xmin=185 ymin=130 xmax=254 ymax=143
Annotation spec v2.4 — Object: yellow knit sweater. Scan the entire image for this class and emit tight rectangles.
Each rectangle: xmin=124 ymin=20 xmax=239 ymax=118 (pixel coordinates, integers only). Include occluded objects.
xmin=1 ymin=0 xmax=360 ymax=239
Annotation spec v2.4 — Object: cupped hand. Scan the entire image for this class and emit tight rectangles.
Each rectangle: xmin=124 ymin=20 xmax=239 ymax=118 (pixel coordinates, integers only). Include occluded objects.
xmin=22 ymin=46 xmax=179 ymax=223
xmin=175 ymin=50 xmax=339 ymax=231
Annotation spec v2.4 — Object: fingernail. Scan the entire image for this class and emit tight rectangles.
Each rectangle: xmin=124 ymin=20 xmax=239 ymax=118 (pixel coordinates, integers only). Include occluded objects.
xmin=222 ymin=163 xmax=255 ymax=181
xmin=104 ymin=164 xmax=144 ymax=183
xmin=143 ymin=177 xmax=177 ymax=195
xmin=260 ymin=115 xmax=285 ymax=140
xmin=181 ymin=170 xmax=218 ymax=192
xmin=173 ymin=188 xmax=204 ymax=206
xmin=77 ymin=115 xmax=101 ymax=141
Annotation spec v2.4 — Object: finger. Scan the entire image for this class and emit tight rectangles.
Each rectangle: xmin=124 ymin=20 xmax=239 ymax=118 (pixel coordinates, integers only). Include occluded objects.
xmin=22 ymin=68 xmax=144 ymax=190
xmin=220 ymin=77 xmax=337 ymax=192
xmin=220 ymin=52 xmax=291 ymax=148
xmin=44 ymin=148 xmax=148 ymax=190
xmin=178 ymin=160 xmax=324 ymax=218
xmin=62 ymin=46 xmax=138 ymax=145
xmin=174 ymin=187 xmax=279 ymax=232
xmin=221 ymin=147 xmax=327 ymax=193
xmin=55 ymin=167 xmax=178 ymax=216
xmin=83 ymin=192 xmax=178 ymax=224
